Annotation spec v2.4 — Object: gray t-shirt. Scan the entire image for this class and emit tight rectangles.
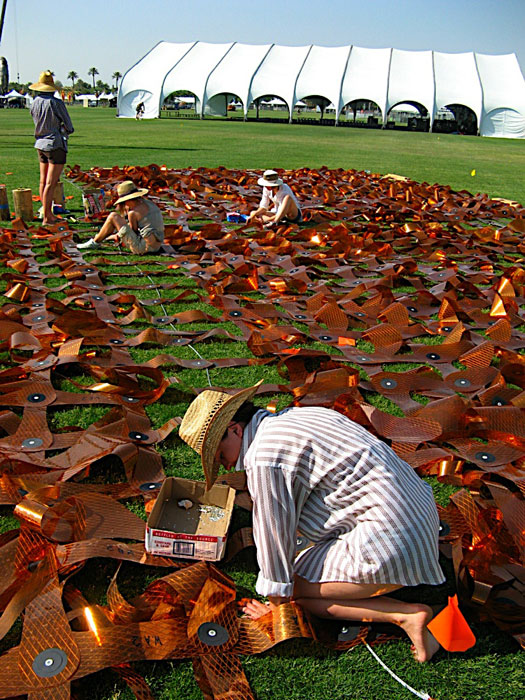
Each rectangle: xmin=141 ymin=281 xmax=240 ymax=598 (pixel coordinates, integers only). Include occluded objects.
xmin=30 ymin=94 xmax=74 ymax=151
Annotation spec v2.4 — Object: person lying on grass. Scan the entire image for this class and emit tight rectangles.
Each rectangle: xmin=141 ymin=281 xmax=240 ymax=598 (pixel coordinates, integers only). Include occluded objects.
xmin=179 ymin=382 xmax=445 ymax=663
xmin=77 ymin=181 xmax=164 ymax=253
xmin=246 ymin=169 xmax=302 ymax=228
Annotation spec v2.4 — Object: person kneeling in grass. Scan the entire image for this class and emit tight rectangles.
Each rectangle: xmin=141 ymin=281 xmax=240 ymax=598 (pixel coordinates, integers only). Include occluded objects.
xmin=247 ymin=169 xmax=302 ymax=228
xmin=179 ymin=382 xmax=445 ymax=663
xmin=77 ymin=181 xmax=164 ymax=253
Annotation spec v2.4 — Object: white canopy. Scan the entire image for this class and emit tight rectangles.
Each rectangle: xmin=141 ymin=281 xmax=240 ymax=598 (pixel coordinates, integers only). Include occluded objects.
xmin=98 ymin=92 xmax=115 ymax=100
xmin=118 ymin=42 xmax=525 ymax=138
xmin=5 ymin=89 xmax=24 ymax=98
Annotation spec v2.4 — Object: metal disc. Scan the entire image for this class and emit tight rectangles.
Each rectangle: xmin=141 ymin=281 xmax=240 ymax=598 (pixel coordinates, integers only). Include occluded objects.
xmin=129 ymin=431 xmax=148 ymax=441
xmin=22 ymin=437 xmax=43 ymax=449
xmin=197 ymin=622 xmax=229 ymax=646
xmin=32 ymin=647 xmax=68 ymax=677
xmin=337 ymin=625 xmax=361 ymax=642
xmin=139 ymin=482 xmax=163 ymax=492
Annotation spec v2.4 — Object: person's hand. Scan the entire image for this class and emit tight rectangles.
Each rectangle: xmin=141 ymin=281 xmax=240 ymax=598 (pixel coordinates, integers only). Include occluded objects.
xmin=107 ymin=233 xmax=119 ymax=244
xmin=241 ymin=599 xmax=271 ymax=620
xmin=264 ymin=220 xmax=276 ymax=229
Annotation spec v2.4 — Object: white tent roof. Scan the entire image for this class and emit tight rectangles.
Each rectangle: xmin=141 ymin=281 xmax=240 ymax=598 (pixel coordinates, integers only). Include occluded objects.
xmin=118 ymin=41 xmax=525 ymax=138
xmin=5 ymin=89 xmax=25 ymax=98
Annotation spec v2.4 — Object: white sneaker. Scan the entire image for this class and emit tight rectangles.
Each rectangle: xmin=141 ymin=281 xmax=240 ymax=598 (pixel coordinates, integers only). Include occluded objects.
xmin=77 ymin=238 xmax=100 ymax=250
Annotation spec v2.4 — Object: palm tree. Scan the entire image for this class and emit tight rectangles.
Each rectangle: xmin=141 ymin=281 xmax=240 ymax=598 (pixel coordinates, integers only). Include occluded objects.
xmin=112 ymin=71 xmax=122 ymax=91
xmin=87 ymin=67 xmax=99 ymax=90
xmin=67 ymin=70 xmax=78 ymax=90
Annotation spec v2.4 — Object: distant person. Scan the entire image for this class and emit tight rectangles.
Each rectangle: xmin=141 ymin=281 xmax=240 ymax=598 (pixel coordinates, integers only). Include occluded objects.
xmin=247 ymin=169 xmax=301 ymax=228
xmin=29 ymin=71 xmax=74 ymax=226
xmin=135 ymin=101 xmax=145 ymax=120
xmin=77 ymin=181 xmax=164 ymax=254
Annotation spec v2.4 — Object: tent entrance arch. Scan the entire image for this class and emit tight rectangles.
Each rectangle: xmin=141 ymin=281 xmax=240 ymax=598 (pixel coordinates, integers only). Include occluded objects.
xmin=342 ymin=99 xmax=383 ymax=127
xmin=298 ymin=95 xmax=331 ymax=120
xmin=250 ymin=95 xmax=290 ymax=122
xmin=433 ymin=104 xmax=478 ymax=135
xmin=388 ymin=101 xmax=429 ymax=131
xmin=161 ymin=90 xmax=199 ymax=117
xmin=205 ymin=92 xmax=243 ymax=117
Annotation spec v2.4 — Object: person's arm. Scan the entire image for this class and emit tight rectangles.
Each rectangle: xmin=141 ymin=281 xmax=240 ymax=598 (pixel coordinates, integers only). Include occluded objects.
xmin=53 ymin=100 xmax=74 ymax=134
xmin=250 ymin=464 xmax=298 ymax=600
xmin=128 ymin=209 xmax=141 ymax=232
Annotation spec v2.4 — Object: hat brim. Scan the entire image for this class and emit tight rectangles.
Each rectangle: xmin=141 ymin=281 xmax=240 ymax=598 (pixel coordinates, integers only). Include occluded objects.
xmin=114 ymin=188 xmax=149 ymax=205
xmin=258 ymin=177 xmax=283 ymax=187
xmin=200 ymin=381 xmax=262 ymax=489
xmin=29 ymin=83 xmax=57 ymax=92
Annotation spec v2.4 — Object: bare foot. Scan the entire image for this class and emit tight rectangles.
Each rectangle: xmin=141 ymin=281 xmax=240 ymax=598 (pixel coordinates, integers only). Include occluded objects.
xmin=42 ymin=217 xmax=59 ymax=226
xmin=398 ymin=604 xmax=440 ymax=662
xmin=241 ymin=599 xmax=271 ymax=620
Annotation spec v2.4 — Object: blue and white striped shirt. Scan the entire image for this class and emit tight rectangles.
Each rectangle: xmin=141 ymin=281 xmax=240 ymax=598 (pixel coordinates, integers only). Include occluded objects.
xmin=30 ymin=94 xmax=74 ymax=152
xmin=236 ymin=407 xmax=444 ymax=597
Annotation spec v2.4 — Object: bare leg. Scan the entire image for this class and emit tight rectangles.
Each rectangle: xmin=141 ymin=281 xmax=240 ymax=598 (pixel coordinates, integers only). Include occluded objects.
xmin=93 ymin=211 xmax=126 ymax=243
xmin=272 ymin=194 xmax=299 ymax=224
xmin=293 ymin=578 xmax=440 ymax=663
xmin=42 ymin=163 xmax=64 ymax=225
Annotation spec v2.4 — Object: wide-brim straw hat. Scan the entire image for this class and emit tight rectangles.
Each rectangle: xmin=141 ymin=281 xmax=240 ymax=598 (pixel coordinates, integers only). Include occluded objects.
xmin=114 ymin=180 xmax=149 ymax=204
xmin=179 ymin=381 xmax=262 ymax=489
xmin=257 ymin=169 xmax=283 ymax=187
xmin=29 ymin=71 xmax=59 ymax=93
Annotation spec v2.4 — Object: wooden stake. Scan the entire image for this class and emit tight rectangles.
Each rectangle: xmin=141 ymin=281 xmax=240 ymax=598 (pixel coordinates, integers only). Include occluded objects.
xmin=12 ymin=188 xmax=34 ymax=221
xmin=0 ymin=185 xmax=10 ymax=221
xmin=53 ymin=181 xmax=64 ymax=205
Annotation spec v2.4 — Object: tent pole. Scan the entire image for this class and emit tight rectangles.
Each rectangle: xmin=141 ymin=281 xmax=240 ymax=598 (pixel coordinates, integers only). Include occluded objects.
xmin=0 ymin=0 xmax=8 ymax=45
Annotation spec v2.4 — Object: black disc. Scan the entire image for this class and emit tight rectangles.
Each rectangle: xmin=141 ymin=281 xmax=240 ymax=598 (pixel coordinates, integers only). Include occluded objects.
xmin=197 ymin=622 xmax=229 ymax=646
xmin=32 ymin=647 xmax=68 ymax=677
xmin=129 ymin=431 xmax=148 ymax=441
xmin=337 ymin=625 xmax=361 ymax=642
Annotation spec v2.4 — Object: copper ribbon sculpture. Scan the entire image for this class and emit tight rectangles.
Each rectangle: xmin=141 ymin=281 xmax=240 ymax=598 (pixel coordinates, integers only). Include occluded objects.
xmin=0 ymin=165 xmax=523 ymax=698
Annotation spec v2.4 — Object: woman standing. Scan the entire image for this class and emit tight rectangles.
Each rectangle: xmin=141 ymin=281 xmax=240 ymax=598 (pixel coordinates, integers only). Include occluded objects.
xmin=29 ymin=71 xmax=74 ymax=225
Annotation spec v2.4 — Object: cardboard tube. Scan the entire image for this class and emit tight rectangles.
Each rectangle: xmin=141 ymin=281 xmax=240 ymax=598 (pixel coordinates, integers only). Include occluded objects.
xmin=12 ymin=188 xmax=34 ymax=221
xmin=0 ymin=185 xmax=10 ymax=221
xmin=53 ymin=181 xmax=64 ymax=205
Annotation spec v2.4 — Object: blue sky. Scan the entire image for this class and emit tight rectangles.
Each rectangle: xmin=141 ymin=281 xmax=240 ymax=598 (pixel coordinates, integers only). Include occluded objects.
xmin=1 ymin=0 xmax=523 ymax=86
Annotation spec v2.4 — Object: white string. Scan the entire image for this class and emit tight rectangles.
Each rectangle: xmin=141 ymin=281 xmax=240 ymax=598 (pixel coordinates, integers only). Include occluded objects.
xmin=362 ymin=641 xmax=434 ymax=700
xmin=139 ymin=266 xmax=212 ymax=387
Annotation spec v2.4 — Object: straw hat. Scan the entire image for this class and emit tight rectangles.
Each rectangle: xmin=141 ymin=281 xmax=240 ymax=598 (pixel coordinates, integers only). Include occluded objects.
xmin=257 ymin=169 xmax=283 ymax=187
xmin=29 ymin=71 xmax=59 ymax=93
xmin=179 ymin=381 xmax=262 ymax=489
xmin=114 ymin=181 xmax=149 ymax=205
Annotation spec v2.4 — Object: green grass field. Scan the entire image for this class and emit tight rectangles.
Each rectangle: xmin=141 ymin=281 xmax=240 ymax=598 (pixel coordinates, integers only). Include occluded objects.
xmin=1 ymin=106 xmax=524 ymax=207
xmin=0 ymin=107 xmax=524 ymax=700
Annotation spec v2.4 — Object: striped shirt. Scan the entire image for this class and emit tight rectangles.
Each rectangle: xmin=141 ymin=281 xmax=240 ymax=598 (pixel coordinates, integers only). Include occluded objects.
xmin=30 ymin=94 xmax=74 ymax=152
xmin=236 ymin=407 xmax=445 ymax=597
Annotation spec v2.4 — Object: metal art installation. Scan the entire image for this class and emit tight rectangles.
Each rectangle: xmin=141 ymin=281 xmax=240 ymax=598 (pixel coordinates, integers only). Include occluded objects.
xmin=0 ymin=164 xmax=523 ymax=699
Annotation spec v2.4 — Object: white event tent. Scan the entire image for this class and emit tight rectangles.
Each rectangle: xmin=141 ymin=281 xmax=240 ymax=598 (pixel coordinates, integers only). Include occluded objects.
xmin=117 ymin=42 xmax=525 ymax=138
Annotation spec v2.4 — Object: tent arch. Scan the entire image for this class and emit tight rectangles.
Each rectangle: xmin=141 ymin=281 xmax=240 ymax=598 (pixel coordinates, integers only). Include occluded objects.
xmin=118 ymin=42 xmax=525 ymax=137
xmin=205 ymin=91 xmax=244 ymax=117
xmin=342 ymin=99 xmax=383 ymax=124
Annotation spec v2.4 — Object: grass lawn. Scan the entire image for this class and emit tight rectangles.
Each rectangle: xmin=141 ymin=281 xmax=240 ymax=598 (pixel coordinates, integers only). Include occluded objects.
xmin=0 ymin=107 xmax=524 ymax=700
xmin=1 ymin=106 xmax=524 ymax=207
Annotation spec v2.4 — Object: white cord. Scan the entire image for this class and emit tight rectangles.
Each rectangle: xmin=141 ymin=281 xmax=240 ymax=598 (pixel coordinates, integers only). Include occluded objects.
xmin=141 ymin=268 xmax=212 ymax=387
xmin=362 ymin=641 xmax=435 ymax=700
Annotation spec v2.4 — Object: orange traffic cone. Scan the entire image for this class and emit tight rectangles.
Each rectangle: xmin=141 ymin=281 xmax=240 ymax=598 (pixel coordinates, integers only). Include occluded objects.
xmin=427 ymin=594 xmax=476 ymax=652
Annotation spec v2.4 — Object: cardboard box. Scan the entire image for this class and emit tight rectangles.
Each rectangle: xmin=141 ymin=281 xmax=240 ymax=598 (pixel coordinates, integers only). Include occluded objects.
xmin=145 ymin=477 xmax=235 ymax=561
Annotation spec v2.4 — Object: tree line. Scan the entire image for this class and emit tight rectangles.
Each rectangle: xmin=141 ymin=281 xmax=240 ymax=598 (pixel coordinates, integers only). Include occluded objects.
xmin=8 ymin=69 xmax=122 ymax=95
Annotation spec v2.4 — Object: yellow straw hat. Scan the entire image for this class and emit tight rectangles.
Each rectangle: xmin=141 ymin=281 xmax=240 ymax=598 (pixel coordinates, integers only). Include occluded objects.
xmin=179 ymin=381 xmax=262 ymax=489
xmin=29 ymin=71 xmax=59 ymax=93
xmin=114 ymin=181 xmax=149 ymax=205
